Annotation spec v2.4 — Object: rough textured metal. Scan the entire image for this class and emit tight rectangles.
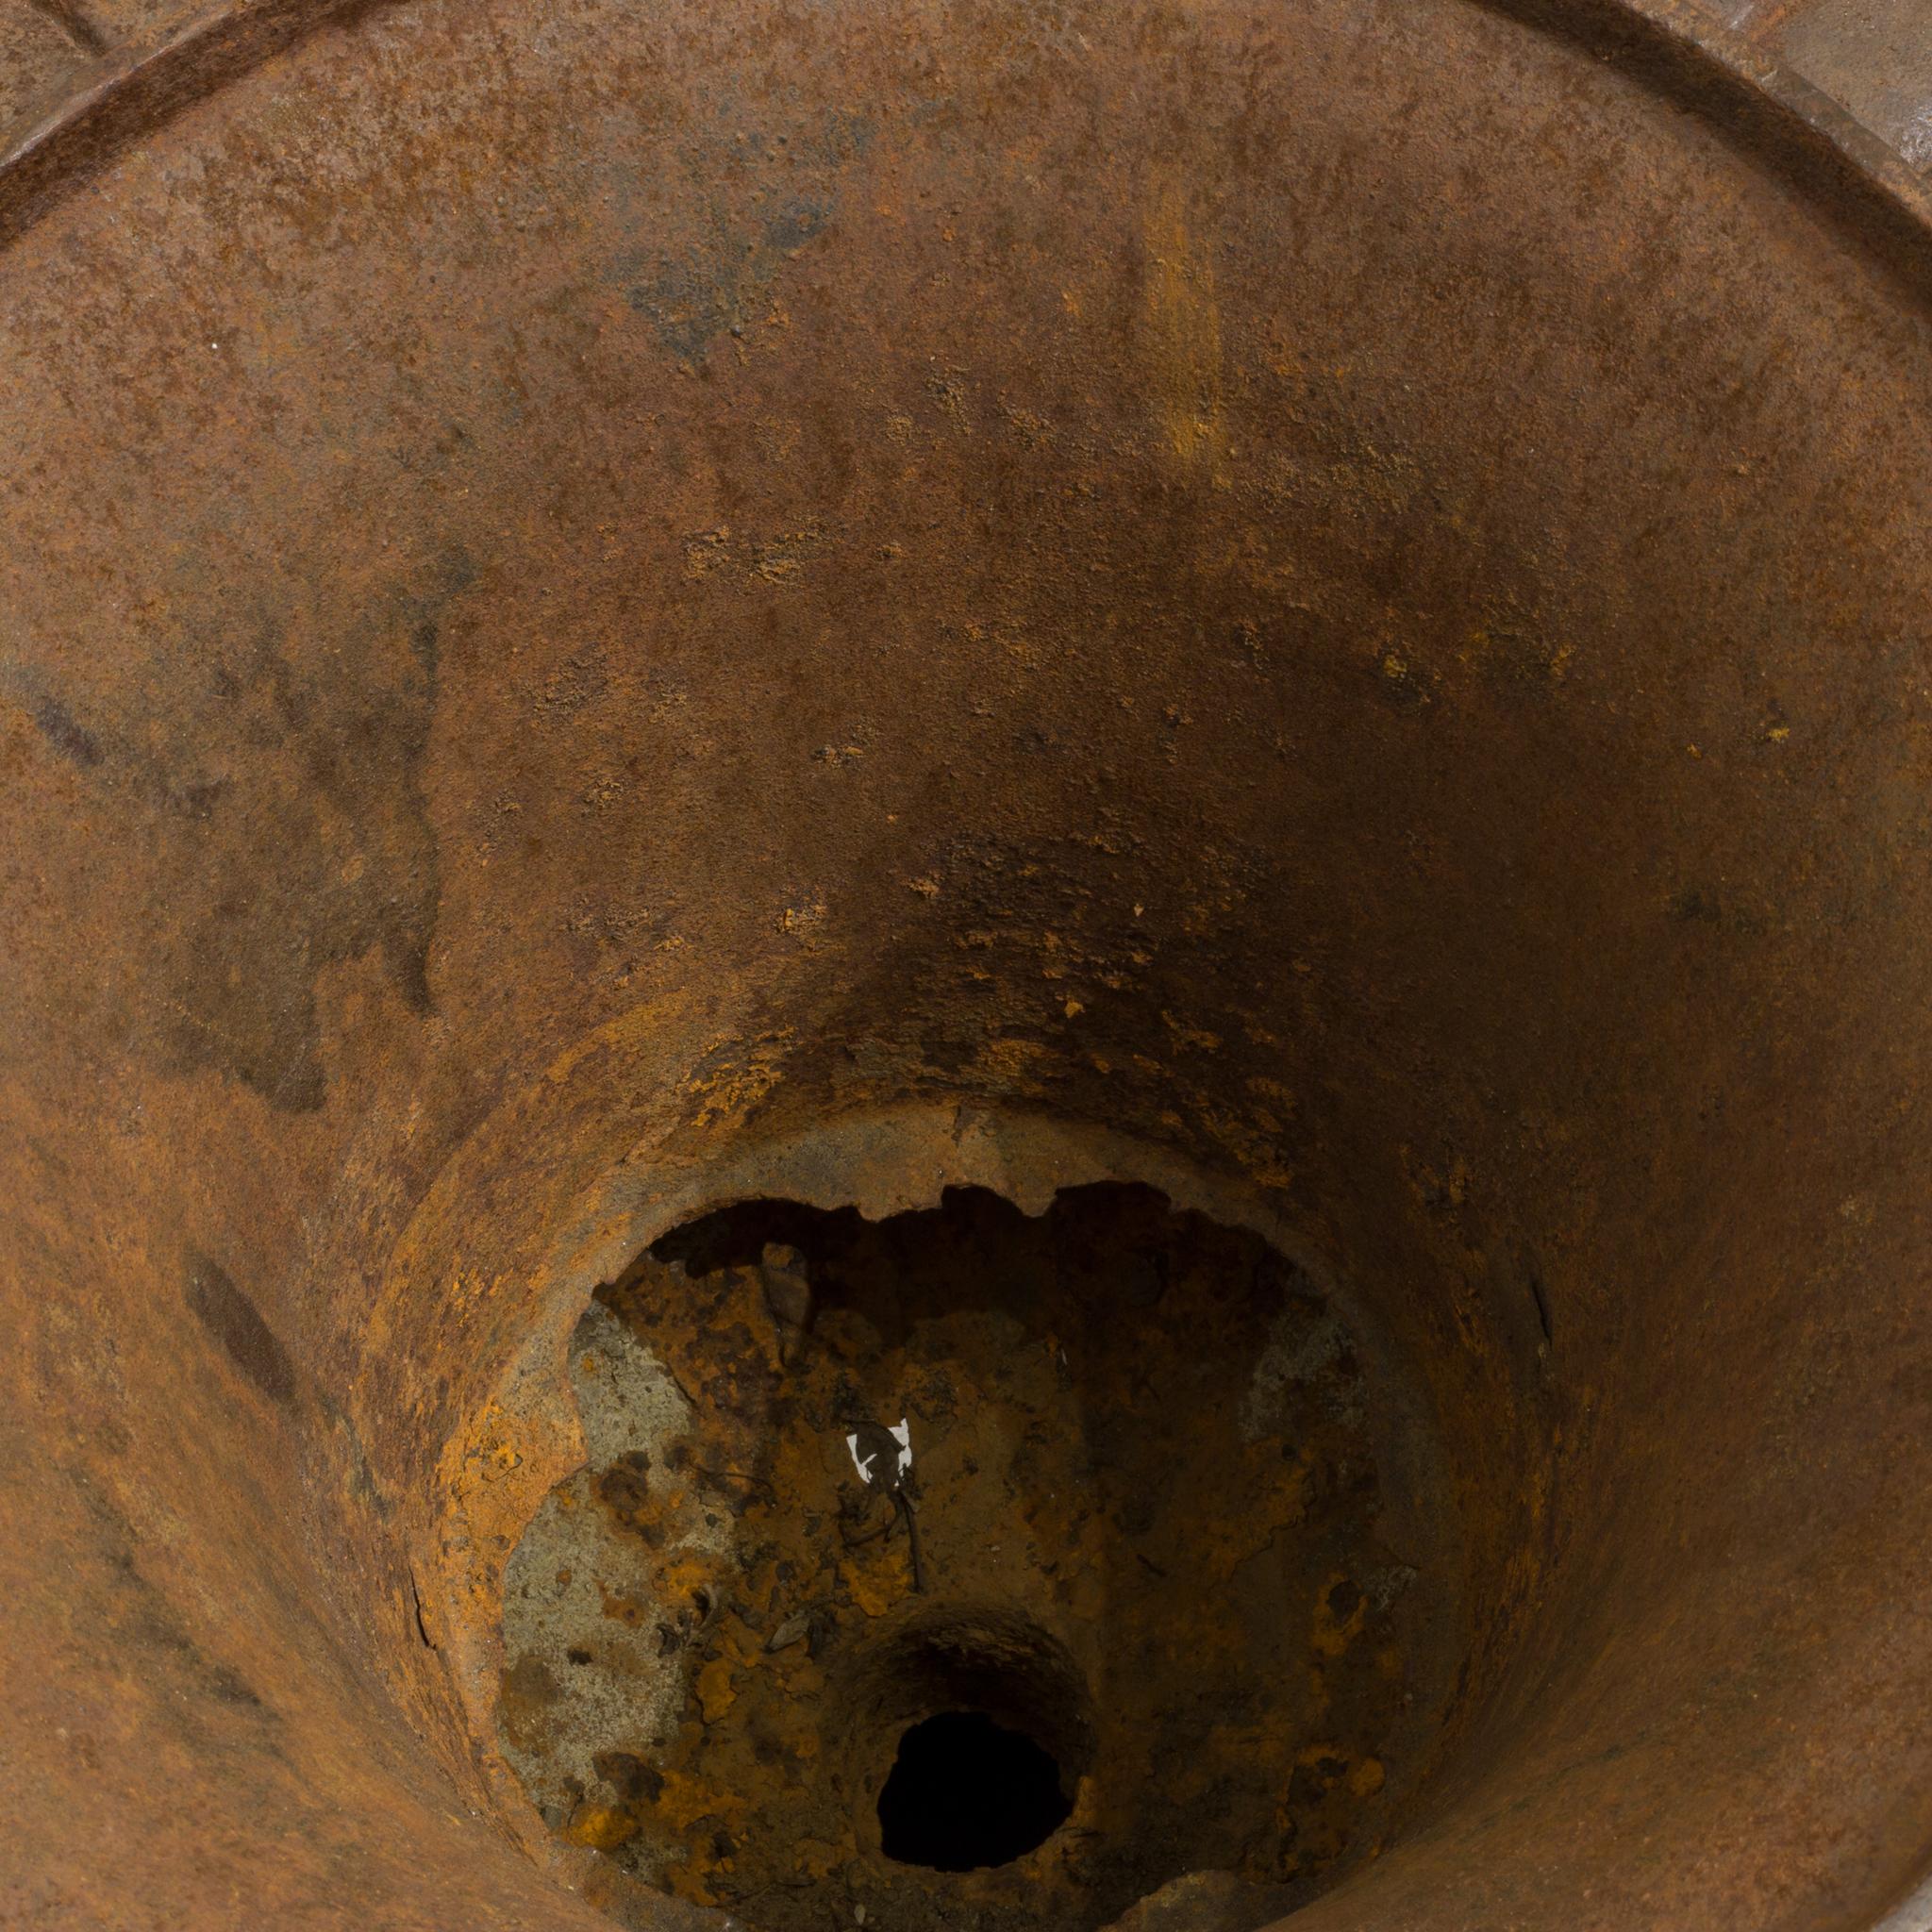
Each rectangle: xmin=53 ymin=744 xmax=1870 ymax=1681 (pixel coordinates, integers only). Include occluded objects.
xmin=491 ymin=1189 xmax=1458 ymax=1929
xmin=5 ymin=1 xmax=1932 ymax=1928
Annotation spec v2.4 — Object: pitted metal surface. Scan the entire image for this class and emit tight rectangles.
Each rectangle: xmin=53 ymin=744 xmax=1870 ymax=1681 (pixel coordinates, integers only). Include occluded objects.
xmin=5 ymin=2 xmax=1932 ymax=1929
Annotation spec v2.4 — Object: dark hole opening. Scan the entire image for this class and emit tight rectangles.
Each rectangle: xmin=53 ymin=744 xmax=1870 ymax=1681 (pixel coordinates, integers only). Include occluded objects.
xmin=877 ymin=1710 xmax=1074 ymax=1871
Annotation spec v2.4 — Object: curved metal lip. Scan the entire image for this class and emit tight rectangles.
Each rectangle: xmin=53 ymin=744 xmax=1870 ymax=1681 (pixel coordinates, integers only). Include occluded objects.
xmin=2 ymin=0 xmax=1931 ymax=293
xmin=1877 ymin=1880 xmax=1932 ymax=1931
xmin=1483 ymin=0 xmax=1932 ymax=312
xmin=4 ymin=0 xmax=1931 ymax=1924
xmin=0 ymin=0 xmax=384 ymax=249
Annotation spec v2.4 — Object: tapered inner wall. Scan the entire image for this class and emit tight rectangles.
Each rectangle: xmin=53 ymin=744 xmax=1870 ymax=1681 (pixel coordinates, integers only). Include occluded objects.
xmin=6 ymin=1 xmax=1932 ymax=1929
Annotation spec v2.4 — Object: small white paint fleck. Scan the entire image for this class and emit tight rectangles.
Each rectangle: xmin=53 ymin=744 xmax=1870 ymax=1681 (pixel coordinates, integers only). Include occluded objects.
xmin=847 ymin=1419 xmax=912 ymax=1485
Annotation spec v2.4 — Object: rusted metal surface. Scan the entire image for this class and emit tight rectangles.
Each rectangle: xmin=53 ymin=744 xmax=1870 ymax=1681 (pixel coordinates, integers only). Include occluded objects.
xmin=8 ymin=0 xmax=1932 ymax=231
xmin=5 ymin=0 xmax=1932 ymax=1927
xmin=494 ymin=1185 xmax=1462 ymax=1929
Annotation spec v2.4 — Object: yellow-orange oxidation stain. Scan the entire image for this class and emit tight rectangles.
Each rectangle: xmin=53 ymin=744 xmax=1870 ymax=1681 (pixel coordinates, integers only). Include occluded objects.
xmin=564 ymin=1805 xmax=640 ymax=1851
xmin=1142 ymin=182 xmax=1227 ymax=476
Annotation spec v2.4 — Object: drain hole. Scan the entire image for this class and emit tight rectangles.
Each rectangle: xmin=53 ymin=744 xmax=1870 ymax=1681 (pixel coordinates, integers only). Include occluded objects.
xmin=878 ymin=1710 xmax=1074 ymax=1870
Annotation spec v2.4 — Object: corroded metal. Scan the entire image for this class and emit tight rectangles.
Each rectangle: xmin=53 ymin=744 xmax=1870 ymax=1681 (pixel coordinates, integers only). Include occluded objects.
xmin=5 ymin=1 xmax=1932 ymax=1928
xmin=496 ymin=1187 xmax=1458 ymax=1930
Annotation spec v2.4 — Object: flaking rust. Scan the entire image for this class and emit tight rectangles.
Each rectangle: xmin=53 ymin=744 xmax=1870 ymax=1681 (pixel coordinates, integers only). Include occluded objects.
xmin=497 ymin=1187 xmax=1457 ymax=1932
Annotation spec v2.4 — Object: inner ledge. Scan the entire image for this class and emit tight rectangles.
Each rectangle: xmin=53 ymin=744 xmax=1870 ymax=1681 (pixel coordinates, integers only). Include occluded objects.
xmin=493 ymin=1175 xmax=1486 ymax=1932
